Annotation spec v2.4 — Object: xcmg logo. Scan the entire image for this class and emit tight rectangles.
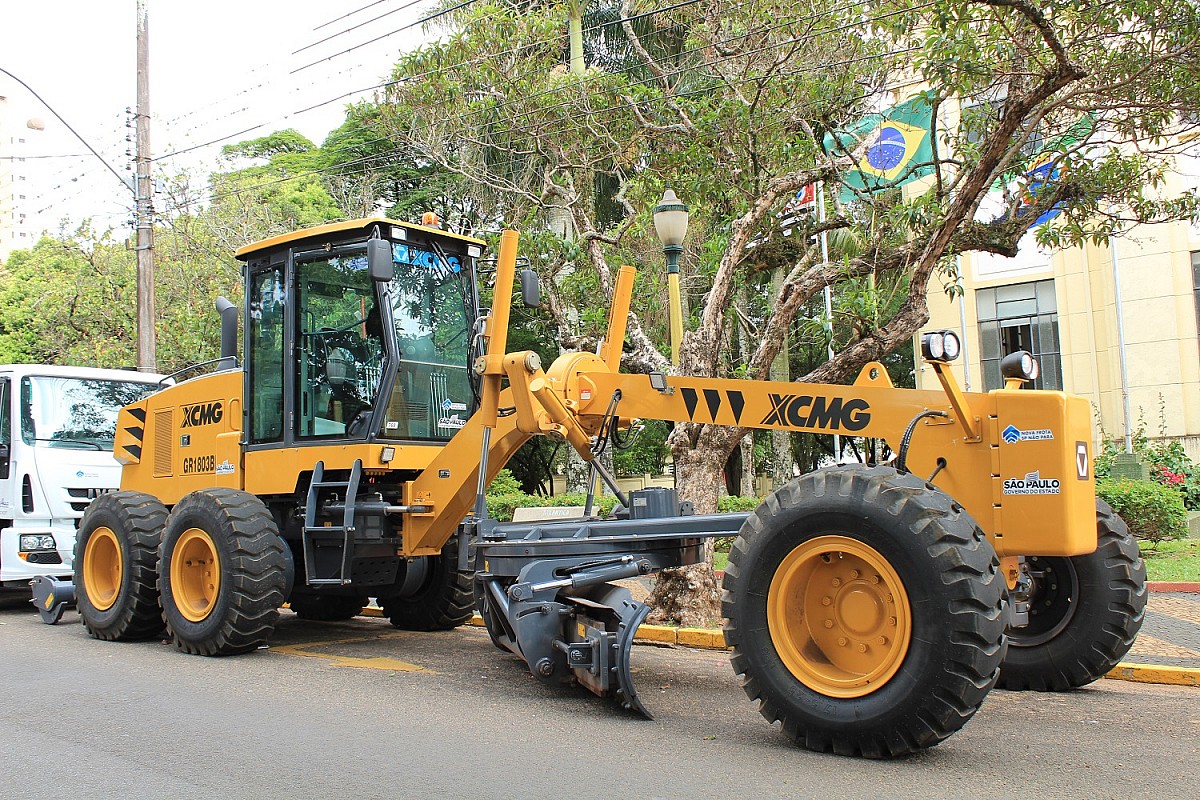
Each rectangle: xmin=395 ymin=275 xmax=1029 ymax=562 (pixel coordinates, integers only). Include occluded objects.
xmin=180 ymin=401 xmax=224 ymax=428
xmin=760 ymin=394 xmax=871 ymax=431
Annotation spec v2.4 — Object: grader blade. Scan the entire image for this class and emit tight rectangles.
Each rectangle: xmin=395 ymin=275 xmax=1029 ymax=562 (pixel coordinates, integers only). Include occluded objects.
xmin=562 ymin=587 xmax=654 ymax=719
xmin=613 ymin=599 xmax=653 ymax=719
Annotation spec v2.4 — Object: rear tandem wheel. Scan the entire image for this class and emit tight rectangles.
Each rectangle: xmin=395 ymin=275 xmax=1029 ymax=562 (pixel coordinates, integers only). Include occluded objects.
xmin=158 ymin=488 xmax=289 ymax=655
xmin=722 ymin=465 xmax=1006 ymax=758
xmin=381 ymin=534 xmax=474 ymax=631
xmin=75 ymin=491 xmax=168 ymax=641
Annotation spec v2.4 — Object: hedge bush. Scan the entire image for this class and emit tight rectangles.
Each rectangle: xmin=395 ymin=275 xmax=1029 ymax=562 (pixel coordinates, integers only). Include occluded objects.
xmin=1097 ymin=478 xmax=1188 ymax=544
xmin=485 ymin=470 xmax=620 ymax=522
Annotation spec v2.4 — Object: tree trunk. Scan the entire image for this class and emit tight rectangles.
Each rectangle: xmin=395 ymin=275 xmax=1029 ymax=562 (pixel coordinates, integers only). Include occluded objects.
xmin=740 ymin=432 xmax=755 ymax=498
xmin=646 ymin=424 xmax=733 ymax=626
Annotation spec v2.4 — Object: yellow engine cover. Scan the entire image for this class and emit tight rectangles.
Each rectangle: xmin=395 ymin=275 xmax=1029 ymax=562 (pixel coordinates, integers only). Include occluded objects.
xmin=116 ymin=370 xmax=244 ymax=505
xmin=990 ymin=389 xmax=1096 ymax=557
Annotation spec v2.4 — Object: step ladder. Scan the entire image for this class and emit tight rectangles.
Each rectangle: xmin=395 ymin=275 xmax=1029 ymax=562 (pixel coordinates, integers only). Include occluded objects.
xmin=302 ymin=459 xmax=363 ymax=586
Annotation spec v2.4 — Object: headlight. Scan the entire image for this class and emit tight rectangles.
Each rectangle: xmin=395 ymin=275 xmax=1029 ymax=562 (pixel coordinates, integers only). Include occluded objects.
xmin=19 ymin=534 xmax=56 ymax=552
xmin=1000 ymin=350 xmax=1040 ymax=381
xmin=920 ymin=330 xmax=961 ymax=363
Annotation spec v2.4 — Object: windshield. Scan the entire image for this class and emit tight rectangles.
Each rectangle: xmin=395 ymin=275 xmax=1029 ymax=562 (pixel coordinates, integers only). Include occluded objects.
xmin=380 ymin=242 xmax=474 ymax=440
xmin=21 ymin=376 xmax=160 ymax=450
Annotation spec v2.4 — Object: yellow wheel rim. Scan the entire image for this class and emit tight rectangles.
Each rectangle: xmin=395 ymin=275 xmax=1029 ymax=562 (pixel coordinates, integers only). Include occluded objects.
xmin=83 ymin=526 xmax=123 ymax=612
xmin=768 ymin=535 xmax=912 ymax=698
xmin=171 ymin=528 xmax=221 ymax=623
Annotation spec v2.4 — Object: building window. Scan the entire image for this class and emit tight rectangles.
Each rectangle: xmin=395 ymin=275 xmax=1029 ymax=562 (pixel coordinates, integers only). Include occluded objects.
xmin=1191 ymin=251 xmax=1200 ymax=347
xmin=976 ymin=279 xmax=1063 ymax=390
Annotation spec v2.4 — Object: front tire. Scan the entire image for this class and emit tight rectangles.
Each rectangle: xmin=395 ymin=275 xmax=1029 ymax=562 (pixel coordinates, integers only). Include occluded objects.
xmin=998 ymin=500 xmax=1146 ymax=690
xmin=159 ymin=489 xmax=288 ymax=656
xmin=75 ymin=491 xmax=168 ymax=641
xmin=381 ymin=534 xmax=474 ymax=631
xmin=722 ymin=465 xmax=1005 ymax=758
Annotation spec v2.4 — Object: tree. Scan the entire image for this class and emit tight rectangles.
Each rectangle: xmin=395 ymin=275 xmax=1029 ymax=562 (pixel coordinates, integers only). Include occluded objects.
xmin=371 ymin=0 xmax=1200 ymax=625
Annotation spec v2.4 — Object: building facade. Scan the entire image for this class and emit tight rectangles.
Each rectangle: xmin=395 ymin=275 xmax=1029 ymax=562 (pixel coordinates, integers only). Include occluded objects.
xmin=919 ymin=148 xmax=1200 ymax=455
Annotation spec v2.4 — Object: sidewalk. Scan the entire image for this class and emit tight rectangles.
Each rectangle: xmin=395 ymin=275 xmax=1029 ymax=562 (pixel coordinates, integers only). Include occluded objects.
xmin=1107 ymin=590 xmax=1200 ymax=686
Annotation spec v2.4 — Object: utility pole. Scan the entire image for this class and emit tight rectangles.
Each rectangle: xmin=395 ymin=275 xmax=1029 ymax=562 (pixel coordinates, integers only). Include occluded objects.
xmin=135 ymin=0 xmax=156 ymax=371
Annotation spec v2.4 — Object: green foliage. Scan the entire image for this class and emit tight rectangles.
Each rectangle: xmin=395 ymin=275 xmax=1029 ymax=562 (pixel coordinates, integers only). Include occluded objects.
xmin=487 ymin=468 xmax=524 ymax=495
xmin=717 ymin=495 xmax=762 ymax=512
xmin=1097 ymin=478 xmax=1188 ymax=544
xmin=484 ymin=469 xmax=619 ymax=522
xmin=1094 ymin=418 xmax=1200 ymax=510
xmin=0 ymin=219 xmax=242 ymax=372
xmin=612 ymin=420 xmax=671 ymax=476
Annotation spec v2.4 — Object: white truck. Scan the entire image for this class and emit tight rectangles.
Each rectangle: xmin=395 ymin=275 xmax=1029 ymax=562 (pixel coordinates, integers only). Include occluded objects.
xmin=0 ymin=364 xmax=164 ymax=599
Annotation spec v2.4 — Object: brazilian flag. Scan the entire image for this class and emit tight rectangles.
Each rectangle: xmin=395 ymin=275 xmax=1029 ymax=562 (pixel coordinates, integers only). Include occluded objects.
xmin=825 ymin=96 xmax=935 ymax=196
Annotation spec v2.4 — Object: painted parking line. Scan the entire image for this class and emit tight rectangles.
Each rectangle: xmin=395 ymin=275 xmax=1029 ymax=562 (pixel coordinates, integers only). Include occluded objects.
xmin=268 ymin=632 xmax=428 ymax=672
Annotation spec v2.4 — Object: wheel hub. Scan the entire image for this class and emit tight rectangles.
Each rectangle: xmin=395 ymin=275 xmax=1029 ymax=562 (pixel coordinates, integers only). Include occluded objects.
xmin=171 ymin=528 xmax=221 ymax=622
xmin=83 ymin=526 xmax=123 ymax=612
xmin=768 ymin=535 xmax=912 ymax=698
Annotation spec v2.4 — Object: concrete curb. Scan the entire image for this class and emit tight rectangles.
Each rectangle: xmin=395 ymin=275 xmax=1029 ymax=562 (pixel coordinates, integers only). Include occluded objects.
xmin=1104 ymin=664 xmax=1200 ymax=687
xmin=356 ymin=608 xmax=1199 ymax=688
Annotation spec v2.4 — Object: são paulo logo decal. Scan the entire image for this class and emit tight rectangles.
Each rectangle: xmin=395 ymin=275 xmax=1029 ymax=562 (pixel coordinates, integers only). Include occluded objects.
xmin=1002 ymin=470 xmax=1061 ymax=495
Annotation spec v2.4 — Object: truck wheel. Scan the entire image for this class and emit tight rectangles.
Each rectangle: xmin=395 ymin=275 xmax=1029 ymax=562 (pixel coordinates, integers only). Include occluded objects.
xmin=75 ymin=491 xmax=168 ymax=641
xmin=722 ymin=465 xmax=1005 ymax=758
xmin=158 ymin=488 xmax=288 ymax=656
xmin=998 ymin=500 xmax=1146 ymax=691
xmin=289 ymin=593 xmax=367 ymax=621
xmin=381 ymin=535 xmax=474 ymax=631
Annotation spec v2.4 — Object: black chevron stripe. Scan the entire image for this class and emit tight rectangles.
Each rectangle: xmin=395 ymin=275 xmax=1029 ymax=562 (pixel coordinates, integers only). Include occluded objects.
xmin=727 ymin=391 xmax=745 ymax=423
xmin=703 ymin=389 xmax=722 ymax=421
xmin=127 ymin=407 xmax=147 ymax=424
xmin=681 ymin=387 xmax=699 ymax=420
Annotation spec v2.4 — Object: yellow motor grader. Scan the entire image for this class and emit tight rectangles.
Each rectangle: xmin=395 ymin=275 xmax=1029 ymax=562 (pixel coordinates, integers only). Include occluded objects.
xmin=62 ymin=217 xmax=1144 ymax=758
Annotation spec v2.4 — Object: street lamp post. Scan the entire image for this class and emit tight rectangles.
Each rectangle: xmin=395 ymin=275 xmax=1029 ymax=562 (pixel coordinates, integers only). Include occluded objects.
xmin=653 ymin=189 xmax=689 ymax=366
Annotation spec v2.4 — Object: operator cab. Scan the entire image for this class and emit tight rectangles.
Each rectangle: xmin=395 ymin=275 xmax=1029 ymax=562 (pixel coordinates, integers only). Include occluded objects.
xmin=235 ymin=218 xmax=485 ymax=450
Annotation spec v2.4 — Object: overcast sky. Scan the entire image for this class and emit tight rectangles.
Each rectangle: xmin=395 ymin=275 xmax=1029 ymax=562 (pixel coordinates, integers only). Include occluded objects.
xmin=1 ymin=1 xmax=428 ymax=236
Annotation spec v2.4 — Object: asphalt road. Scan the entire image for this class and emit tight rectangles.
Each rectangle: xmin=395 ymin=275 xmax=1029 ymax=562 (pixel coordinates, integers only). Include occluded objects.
xmin=1 ymin=593 xmax=1196 ymax=800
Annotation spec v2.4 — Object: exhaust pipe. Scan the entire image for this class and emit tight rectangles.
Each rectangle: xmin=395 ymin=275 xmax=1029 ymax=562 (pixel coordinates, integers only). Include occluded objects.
xmin=216 ymin=296 xmax=238 ymax=369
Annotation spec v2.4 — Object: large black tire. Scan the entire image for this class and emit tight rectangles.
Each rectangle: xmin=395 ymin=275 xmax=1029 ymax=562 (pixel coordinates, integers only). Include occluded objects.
xmin=289 ymin=593 xmax=368 ymax=621
xmin=722 ymin=465 xmax=1005 ymax=758
xmin=998 ymin=499 xmax=1146 ymax=691
xmin=381 ymin=535 xmax=474 ymax=631
xmin=75 ymin=491 xmax=168 ymax=641
xmin=158 ymin=488 xmax=288 ymax=656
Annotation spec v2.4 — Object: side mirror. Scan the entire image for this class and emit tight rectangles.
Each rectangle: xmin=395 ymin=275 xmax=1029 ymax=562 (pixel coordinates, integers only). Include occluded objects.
xmin=0 ymin=443 xmax=9 ymax=463
xmin=367 ymin=238 xmax=394 ymax=282
xmin=519 ymin=269 xmax=541 ymax=308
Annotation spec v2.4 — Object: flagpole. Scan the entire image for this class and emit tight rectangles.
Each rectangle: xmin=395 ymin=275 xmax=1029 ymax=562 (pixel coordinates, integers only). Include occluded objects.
xmin=817 ymin=182 xmax=840 ymax=459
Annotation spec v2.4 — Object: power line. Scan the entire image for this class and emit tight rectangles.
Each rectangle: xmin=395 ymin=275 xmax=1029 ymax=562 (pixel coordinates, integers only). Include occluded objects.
xmin=155 ymin=0 xmax=787 ymax=165
xmin=314 ymin=0 xmax=397 ymax=32
xmin=293 ymin=0 xmax=427 ymax=56
xmin=0 ymin=66 xmax=132 ymax=197
xmin=290 ymin=0 xmax=484 ymax=75
xmin=195 ymin=44 xmax=913 ymax=209
xmin=165 ymin=1 xmax=926 ymax=210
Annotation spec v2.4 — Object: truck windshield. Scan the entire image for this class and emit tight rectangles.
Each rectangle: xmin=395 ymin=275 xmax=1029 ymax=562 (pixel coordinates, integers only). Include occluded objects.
xmin=20 ymin=376 xmax=160 ymax=450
